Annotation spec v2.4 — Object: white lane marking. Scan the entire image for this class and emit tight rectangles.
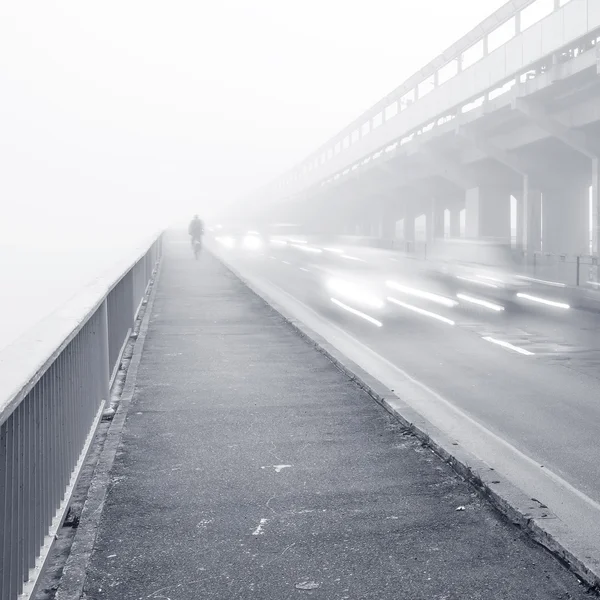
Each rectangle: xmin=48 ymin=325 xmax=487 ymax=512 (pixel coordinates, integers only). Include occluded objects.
xmin=482 ymin=336 xmax=534 ymax=356
xmin=252 ymin=518 xmax=268 ymax=535
xmin=299 ymin=267 xmax=310 ymax=272
xmin=244 ymin=273 xmax=600 ymax=516
xmin=386 ymin=280 xmax=457 ymax=307
xmin=323 ymin=247 xmax=344 ymax=254
xmin=387 ymin=296 xmax=455 ymax=326
xmin=456 ymin=276 xmax=498 ymax=288
xmin=269 ymin=256 xmax=277 ymax=260
xmin=456 ymin=293 xmax=504 ymax=312
xmin=261 ymin=464 xmax=292 ymax=473
xmin=331 ymin=298 xmax=383 ymax=327
xmin=516 ymin=293 xmax=570 ymax=310
xmin=281 ymin=260 xmax=291 ymax=265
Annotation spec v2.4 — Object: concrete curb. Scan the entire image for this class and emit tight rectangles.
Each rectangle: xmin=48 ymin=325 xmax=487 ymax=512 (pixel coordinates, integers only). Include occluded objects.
xmin=54 ymin=261 xmax=163 ymax=600
xmin=214 ymin=249 xmax=600 ymax=592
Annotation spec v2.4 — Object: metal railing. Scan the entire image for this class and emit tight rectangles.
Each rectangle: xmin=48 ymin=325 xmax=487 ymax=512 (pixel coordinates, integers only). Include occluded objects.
xmin=0 ymin=233 xmax=162 ymax=600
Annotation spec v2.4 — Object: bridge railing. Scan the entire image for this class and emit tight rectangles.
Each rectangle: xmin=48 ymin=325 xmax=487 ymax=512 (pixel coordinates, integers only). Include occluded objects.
xmin=0 ymin=233 xmax=163 ymax=600
xmin=265 ymin=0 xmax=599 ymax=201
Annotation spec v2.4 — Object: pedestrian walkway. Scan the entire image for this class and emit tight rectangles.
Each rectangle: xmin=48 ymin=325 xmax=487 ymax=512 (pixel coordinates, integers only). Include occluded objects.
xmin=76 ymin=232 xmax=588 ymax=599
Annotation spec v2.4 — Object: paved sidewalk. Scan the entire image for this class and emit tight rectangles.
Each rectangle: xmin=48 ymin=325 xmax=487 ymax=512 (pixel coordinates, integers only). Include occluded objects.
xmin=81 ymin=232 xmax=590 ymax=599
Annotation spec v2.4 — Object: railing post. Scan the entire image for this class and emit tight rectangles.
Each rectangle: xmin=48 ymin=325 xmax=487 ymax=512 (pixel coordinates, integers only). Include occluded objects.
xmin=576 ymin=255 xmax=580 ymax=286
xmin=98 ymin=300 xmax=110 ymax=405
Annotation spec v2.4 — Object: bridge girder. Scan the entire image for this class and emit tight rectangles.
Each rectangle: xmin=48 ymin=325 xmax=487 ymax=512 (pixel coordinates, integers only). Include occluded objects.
xmin=513 ymin=97 xmax=600 ymax=159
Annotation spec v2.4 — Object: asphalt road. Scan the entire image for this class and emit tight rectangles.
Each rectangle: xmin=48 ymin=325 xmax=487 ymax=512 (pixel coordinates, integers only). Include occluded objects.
xmin=211 ymin=235 xmax=600 ymax=558
xmin=82 ymin=235 xmax=591 ymax=599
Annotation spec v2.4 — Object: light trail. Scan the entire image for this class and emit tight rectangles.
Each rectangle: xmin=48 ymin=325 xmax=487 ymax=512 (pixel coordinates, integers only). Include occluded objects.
xmin=331 ymin=298 xmax=383 ymax=327
xmin=341 ymin=254 xmax=367 ymax=262
xmin=386 ymin=281 xmax=457 ymax=307
xmin=456 ymin=276 xmax=498 ymax=289
xmin=456 ymin=293 xmax=504 ymax=312
xmin=387 ymin=296 xmax=455 ymax=326
xmin=516 ymin=275 xmax=566 ymax=288
xmin=482 ymin=336 xmax=534 ymax=356
xmin=516 ymin=293 xmax=570 ymax=309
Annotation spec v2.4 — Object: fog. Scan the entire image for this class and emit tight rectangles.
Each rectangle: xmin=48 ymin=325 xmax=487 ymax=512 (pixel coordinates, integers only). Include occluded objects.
xmin=1 ymin=0 xmax=507 ymax=243
xmin=0 ymin=0 xmax=510 ymax=347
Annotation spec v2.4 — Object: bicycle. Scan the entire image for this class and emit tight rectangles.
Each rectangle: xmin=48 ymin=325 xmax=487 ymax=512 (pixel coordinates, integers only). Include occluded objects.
xmin=191 ymin=237 xmax=202 ymax=260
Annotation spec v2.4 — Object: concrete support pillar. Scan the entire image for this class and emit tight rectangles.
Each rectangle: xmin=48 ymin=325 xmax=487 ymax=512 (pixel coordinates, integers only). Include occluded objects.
xmin=541 ymin=181 xmax=589 ymax=256
xmin=516 ymin=176 xmax=542 ymax=256
xmin=359 ymin=221 xmax=372 ymax=237
xmin=449 ymin=208 xmax=461 ymax=238
xmin=381 ymin=216 xmax=395 ymax=239
xmin=464 ymin=186 xmax=511 ymax=241
xmin=379 ymin=195 xmax=398 ymax=240
xmin=403 ymin=211 xmax=415 ymax=242
xmin=592 ymin=158 xmax=599 ymax=260
xmin=527 ymin=190 xmax=542 ymax=254
xmin=426 ymin=198 xmax=444 ymax=244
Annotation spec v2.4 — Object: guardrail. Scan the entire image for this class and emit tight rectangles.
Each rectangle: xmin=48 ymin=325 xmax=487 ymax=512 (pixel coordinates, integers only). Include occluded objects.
xmin=0 ymin=233 xmax=162 ymax=600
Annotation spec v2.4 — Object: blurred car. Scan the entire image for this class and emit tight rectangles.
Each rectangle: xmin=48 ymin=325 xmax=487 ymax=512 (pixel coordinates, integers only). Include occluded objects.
xmin=209 ymin=222 xmax=266 ymax=257
xmin=425 ymin=238 xmax=531 ymax=303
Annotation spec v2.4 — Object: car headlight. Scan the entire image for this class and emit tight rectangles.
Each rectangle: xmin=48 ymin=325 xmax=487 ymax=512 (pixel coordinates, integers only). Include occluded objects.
xmin=242 ymin=234 xmax=263 ymax=250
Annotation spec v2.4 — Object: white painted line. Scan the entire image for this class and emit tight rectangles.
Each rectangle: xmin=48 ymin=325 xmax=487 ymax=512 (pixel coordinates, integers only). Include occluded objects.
xmin=281 ymin=261 xmax=291 ymax=265
xmin=386 ymin=280 xmax=457 ymax=307
xmin=482 ymin=336 xmax=534 ymax=356
xmin=299 ymin=267 xmax=310 ymax=273
xmin=456 ymin=276 xmax=498 ymax=289
xmin=387 ymin=296 xmax=455 ymax=326
xmin=269 ymin=256 xmax=277 ymax=260
xmin=331 ymin=298 xmax=383 ymax=327
xmin=516 ymin=293 xmax=570 ymax=310
xmin=456 ymin=293 xmax=504 ymax=312
xmin=252 ymin=518 xmax=268 ymax=535
xmin=323 ymin=247 xmax=344 ymax=254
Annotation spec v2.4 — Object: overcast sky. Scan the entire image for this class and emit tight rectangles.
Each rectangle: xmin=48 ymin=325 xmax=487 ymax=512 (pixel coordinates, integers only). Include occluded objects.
xmin=0 ymin=0 xmax=507 ymax=242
